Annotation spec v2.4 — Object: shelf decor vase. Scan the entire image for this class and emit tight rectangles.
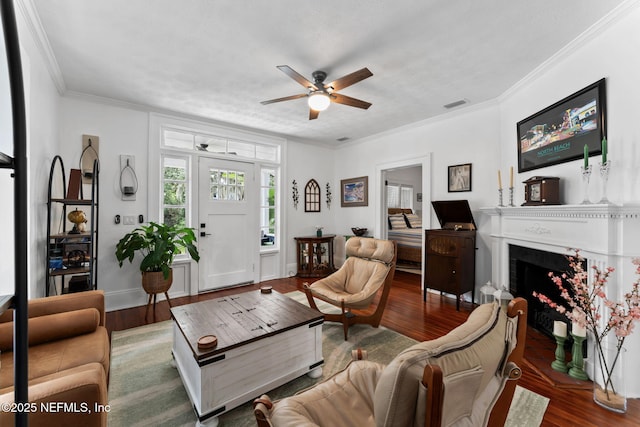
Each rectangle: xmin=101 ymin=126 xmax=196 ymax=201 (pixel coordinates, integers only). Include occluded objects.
xmin=593 ymin=346 xmax=627 ymax=413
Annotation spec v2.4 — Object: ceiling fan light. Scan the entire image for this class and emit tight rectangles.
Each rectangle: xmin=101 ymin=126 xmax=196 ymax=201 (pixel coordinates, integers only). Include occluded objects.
xmin=308 ymin=92 xmax=331 ymax=111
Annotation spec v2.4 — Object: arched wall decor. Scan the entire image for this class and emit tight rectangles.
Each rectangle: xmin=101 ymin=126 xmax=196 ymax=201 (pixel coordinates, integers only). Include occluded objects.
xmin=305 ymin=179 xmax=321 ymax=212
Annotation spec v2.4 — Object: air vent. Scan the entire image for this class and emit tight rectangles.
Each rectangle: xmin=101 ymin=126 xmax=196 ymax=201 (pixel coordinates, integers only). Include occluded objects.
xmin=336 ymin=137 xmax=350 ymax=142
xmin=443 ymin=99 xmax=468 ymax=109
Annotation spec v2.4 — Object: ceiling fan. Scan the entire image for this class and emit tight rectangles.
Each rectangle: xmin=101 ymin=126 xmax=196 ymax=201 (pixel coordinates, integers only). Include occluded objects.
xmin=261 ymin=65 xmax=373 ymax=120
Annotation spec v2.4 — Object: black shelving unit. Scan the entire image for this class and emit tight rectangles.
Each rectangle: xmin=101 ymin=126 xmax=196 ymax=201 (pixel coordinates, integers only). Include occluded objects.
xmin=1 ymin=1 xmax=29 ymax=425
xmin=46 ymin=155 xmax=99 ymax=296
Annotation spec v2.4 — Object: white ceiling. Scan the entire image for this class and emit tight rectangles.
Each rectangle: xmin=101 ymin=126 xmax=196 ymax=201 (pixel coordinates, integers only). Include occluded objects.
xmin=32 ymin=0 xmax=622 ymax=146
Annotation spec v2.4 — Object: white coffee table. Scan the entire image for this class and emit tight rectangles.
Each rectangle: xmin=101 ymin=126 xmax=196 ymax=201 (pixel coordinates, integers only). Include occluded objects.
xmin=171 ymin=290 xmax=324 ymax=426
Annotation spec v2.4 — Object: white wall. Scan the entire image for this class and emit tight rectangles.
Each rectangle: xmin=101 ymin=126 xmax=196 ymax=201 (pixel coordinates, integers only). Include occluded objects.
xmin=284 ymin=142 xmax=335 ymax=275
xmin=59 ymin=97 xmax=149 ymax=309
xmin=334 ymin=103 xmax=501 ymax=289
xmin=500 ymin=4 xmax=640 ymax=205
xmin=13 ymin=6 xmax=61 ymax=298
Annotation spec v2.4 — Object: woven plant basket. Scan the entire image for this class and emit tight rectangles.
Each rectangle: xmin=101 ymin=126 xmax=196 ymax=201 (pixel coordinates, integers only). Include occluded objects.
xmin=141 ymin=269 xmax=173 ymax=295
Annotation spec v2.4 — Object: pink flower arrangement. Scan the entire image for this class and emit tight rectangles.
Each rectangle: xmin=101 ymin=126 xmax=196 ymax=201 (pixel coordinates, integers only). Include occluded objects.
xmin=533 ymin=249 xmax=640 ymax=401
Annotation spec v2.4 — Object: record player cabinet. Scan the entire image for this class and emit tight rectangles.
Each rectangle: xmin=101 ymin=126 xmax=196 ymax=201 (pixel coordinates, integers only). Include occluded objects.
xmin=424 ymin=200 xmax=476 ymax=310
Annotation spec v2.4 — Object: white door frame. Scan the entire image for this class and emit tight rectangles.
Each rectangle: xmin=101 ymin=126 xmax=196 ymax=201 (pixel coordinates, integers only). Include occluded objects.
xmin=375 ymin=154 xmax=432 ymax=276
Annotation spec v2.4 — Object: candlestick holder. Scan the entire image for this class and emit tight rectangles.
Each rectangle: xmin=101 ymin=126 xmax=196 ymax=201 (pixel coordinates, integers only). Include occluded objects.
xmin=599 ymin=161 xmax=610 ymax=204
xmin=508 ymin=187 xmax=515 ymax=207
xmin=580 ymin=165 xmax=592 ymax=204
xmin=551 ymin=334 xmax=568 ymax=373
xmin=568 ymin=333 xmax=589 ymax=380
xmin=498 ymin=188 xmax=504 ymax=207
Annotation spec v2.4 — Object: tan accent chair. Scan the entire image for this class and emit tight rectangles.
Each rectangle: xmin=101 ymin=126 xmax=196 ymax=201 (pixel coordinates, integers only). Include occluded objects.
xmin=254 ymin=298 xmax=528 ymax=427
xmin=304 ymin=237 xmax=397 ymax=340
xmin=0 ymin=290 xmax=110 ymax=427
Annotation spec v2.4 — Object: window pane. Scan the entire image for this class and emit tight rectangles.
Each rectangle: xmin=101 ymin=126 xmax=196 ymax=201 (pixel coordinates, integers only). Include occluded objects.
xmin=163 ymin=207 xmax=185 ymax=228
xmin=260 ymin=188 xmax=270 ymax=206
xmin=228 ymin=185 xmax=237 ymax=200
xmin=164 ymin=130 xmax=194 ymax=150
xmin=210 ymin=185 xmax=219 ymax=200
xmin=261 ymin=169 xmax=275 ymax=186
xmin=164 ymin=182 xmax=186 ymax=205
xmin=387 ymin=185 xmax=400 ymax=208
xmin=256 ymin=144 xmax=278 ymax=162
xmin=195 ymin=135 xmax=226 ymax=153
xmin=228 ymin=139 xmax=255 ymax=158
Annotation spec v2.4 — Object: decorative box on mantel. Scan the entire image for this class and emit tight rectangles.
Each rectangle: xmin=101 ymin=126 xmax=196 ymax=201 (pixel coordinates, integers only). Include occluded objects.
xmin=480 ymin=203 xmax=640 ymax=398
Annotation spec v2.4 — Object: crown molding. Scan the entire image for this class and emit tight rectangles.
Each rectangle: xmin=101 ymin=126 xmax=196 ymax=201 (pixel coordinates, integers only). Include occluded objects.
xmin=499 ymin=0 xmax=640 ymax=103
xmin=15 ymin=0 xmax=66 ymax=94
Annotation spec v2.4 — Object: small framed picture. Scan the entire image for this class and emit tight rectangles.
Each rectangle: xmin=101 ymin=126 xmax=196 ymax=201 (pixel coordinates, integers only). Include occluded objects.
xmin=448 ymin=163 xmax=472 ymax=192
xmin=340 ymin=176 xmax=368 ymax=207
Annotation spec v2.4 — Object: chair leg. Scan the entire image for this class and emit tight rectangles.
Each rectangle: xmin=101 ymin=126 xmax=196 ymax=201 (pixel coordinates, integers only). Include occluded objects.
xmin=342 ymin=311 xmax=349 ymax=340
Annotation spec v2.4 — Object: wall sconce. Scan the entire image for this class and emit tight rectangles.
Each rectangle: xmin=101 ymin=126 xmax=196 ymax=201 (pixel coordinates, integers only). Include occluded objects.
xmin=119 ymin=155 xmax=138 ymax=201
xmin=80 ymin=135 xmax=99 ymax=183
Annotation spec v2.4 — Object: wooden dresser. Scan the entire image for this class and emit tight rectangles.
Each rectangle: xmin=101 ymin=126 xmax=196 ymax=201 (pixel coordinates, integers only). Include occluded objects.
xmin=423 ymin=200 xmax=476 ymax=310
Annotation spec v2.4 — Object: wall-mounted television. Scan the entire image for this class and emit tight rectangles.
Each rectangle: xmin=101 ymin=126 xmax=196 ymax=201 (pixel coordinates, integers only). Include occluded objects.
xmin=517 ymin=78 xmax=606 ymax=173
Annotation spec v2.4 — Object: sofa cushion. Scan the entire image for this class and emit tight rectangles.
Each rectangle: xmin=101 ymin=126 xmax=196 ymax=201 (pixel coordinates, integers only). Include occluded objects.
xmin=0 ymin=362 xmax=108 ymax=427
xmin=373 ymin=302 xmax=508 ymax=427
xmin=0 ymin=327 xmax=109 ymax=389
xmin=0 ymin=308 xmax=100 ymax=352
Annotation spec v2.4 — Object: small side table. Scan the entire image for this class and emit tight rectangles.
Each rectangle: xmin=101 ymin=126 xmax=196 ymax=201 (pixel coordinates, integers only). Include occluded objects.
xmin=294 ymin=234 xmax=336 ymax=278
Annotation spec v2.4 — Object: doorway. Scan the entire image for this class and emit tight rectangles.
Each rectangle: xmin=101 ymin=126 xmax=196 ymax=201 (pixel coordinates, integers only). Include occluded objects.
xmin=376 ymin=155 xmax=431 ymax=278
xmin=198 ymin=157 xmax=257 ymax=291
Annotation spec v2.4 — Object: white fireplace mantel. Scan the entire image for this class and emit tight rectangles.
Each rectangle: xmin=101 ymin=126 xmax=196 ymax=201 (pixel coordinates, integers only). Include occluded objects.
xmin=480 ymin=203 xmax=640 ymax=397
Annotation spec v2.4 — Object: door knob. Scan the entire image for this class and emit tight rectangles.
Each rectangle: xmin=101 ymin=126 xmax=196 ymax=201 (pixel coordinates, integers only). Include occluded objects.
xmin=200 ymin=232 xmax=212 ymax=237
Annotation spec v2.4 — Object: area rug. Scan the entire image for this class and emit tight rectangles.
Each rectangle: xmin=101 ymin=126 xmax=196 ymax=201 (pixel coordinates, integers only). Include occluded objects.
xmin=108 ymin=291 xmax=548 ymax=426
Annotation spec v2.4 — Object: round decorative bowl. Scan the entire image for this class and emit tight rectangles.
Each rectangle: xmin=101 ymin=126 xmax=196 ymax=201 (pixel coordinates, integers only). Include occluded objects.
xmin=351 ymin=227 xmax=367 ymax=236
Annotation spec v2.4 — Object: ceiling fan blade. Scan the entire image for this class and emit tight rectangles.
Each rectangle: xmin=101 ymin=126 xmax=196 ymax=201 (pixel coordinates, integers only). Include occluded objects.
xmin=331 ymin=93 xmax=372 ymax=110
xmin=260 ymin=93 xmax=307 ymax=105
xmin=309 ymin=109 xmax=319 ymax=120
xmin=326 ymin=68 xmax=373 ymax=91
xmin=277 ymin=65 xmax=319 ymax=90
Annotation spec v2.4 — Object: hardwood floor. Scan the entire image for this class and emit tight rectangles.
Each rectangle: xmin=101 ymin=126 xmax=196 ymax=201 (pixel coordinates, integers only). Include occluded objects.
xmin=106 ymin=271 xmax=639 ymax=426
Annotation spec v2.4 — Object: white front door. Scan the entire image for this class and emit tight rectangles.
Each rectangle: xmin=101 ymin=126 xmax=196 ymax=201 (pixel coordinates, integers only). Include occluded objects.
xmin=198 ymin=158 xmax=257 ymax=291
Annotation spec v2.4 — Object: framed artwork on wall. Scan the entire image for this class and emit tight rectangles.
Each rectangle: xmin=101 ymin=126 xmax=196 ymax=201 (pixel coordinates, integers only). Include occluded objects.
xmin=517 ymin=78 xmax=607 ymax=173
xmin=448 ymin=163 xmax=472 ymax=192
xmin=340 ymin=176 xmax=368 ymax=207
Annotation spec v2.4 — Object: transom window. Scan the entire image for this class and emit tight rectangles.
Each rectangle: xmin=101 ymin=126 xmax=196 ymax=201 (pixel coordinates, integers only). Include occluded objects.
xmin=163 ymin=127 xmax=279 ymax=162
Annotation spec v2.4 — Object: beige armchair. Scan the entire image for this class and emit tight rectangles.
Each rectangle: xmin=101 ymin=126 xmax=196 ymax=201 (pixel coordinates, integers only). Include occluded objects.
xmin=304 ymin=237 xmax=397 ymax=340
xmin=254 ymin=298 xmax=528 ymax=427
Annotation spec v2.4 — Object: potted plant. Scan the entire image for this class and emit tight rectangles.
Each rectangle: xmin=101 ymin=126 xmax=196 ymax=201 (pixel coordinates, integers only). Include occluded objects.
xmin=115 ymin=222 xmax=200 ymax=297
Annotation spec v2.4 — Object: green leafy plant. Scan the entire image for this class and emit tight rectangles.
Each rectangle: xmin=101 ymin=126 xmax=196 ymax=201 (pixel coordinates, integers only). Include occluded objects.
xmin=115 ymin=222 xmax=200 ymax=279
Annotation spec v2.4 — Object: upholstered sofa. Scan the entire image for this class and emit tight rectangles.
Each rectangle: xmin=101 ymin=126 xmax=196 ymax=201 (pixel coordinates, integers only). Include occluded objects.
xmin=0 ymin=290 xmax=110 ymax=427
xmin=255 ymin=298 xmax=527 ymax=427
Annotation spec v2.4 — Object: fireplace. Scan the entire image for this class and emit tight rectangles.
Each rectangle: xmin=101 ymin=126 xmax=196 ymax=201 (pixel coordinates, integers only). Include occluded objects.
xmin=509 ymin=245 xmax=579 ymax=343
xmin=481 ymin=203 xmax=640 ymax=397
